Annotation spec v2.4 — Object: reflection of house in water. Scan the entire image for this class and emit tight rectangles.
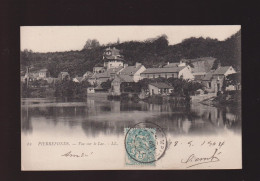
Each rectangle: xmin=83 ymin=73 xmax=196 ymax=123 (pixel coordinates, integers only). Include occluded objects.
xmin=191 ymin=103 xmax=225 ymax=127
xmin=190 ymin=103 xmax=240 ymax=129
xmin=81 ymin=119 xmax=133 ymax=137
xmin=21 ymin=106 xmax=33 ymax=134
xmin=182 ymin=119 xmax=192 ymax=133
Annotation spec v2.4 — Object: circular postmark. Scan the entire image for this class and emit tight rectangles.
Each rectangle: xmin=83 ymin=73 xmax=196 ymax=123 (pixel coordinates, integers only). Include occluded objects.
xmin=124 ymin=122 xmax=167 ymax=164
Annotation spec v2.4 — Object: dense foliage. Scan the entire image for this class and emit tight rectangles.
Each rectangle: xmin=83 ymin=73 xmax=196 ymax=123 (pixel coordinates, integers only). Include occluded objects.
xmin=100 ymin=79 xmax=112 ymax=90
xmin=21 ymin=80 xmax=90 ymax=98
xmin=54 ymin=80 xmax=90 ymax=98
xmin=20 ymin=30 xmax=241 ymax=77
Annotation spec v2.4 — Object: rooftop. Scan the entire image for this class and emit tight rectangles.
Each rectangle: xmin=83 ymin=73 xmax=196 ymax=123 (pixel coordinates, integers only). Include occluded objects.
xmin=202 ymin=70 xmax=215 ymax=81
xmin=213 ymin=66 xmax=233 ymax=75
xmin=163 ymin=63 xmax=179 ymax=68
xmin=141 ymin=67 xmax=185 ymax=74
xmin=181 ymin=57 xmax=216 ymax=73
xmin=116 ymin=74 xmax=134 ymax=82
xmin=181 ymin=57 xmax=216 ymax=63
xmin=120 ymin=64 xmax=142 ymax=75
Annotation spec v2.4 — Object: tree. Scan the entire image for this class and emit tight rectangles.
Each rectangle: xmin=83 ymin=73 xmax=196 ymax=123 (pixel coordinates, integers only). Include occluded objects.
xmin=82 ymin=39 xmax=100 ymax=50
xmin=101 ymin=79 xmax=112 ymax=90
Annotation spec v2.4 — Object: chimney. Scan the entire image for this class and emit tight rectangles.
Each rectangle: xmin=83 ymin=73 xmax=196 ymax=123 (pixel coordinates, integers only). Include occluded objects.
xmin=167 ymin=62 xmax=170 ymax=65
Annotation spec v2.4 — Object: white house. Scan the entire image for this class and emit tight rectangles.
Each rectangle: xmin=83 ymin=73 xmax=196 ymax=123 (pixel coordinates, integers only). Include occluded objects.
xmin=148 ymin=82 xmax=174 ymax=95
xmin=140 ymin=66 xmax=194 ymax=80
xmin=38 ymin=69 xmax=50 ymax=79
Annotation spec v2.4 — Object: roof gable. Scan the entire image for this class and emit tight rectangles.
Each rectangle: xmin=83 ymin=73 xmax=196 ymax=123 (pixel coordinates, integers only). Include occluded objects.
xmin=202 ymin=70 xmax=215 ymax=81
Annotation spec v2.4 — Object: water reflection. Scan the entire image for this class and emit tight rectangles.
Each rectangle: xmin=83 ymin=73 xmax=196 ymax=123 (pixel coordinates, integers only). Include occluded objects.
xmin=21 ymin=98 xmax=241 ymax=137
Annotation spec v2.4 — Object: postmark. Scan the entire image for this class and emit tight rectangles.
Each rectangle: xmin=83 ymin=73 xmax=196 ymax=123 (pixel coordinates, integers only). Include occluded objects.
xmin=124 ymin=122 xmax=167 ymax=165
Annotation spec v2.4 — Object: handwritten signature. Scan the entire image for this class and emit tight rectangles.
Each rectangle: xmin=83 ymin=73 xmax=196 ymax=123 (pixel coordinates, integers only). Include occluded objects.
xmin=181 ymin=149 xmax=221 ymax=168
xmin=61 ymin=151 xmax=93 ymax=158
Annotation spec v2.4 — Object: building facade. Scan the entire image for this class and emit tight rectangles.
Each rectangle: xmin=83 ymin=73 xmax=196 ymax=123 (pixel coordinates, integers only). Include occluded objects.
xmin=110 ymin=74 xmax=134 ymax=95
xmin=140 ymin=66 xmax=194 ymax=80
xmin=148 ymin=82 xmax=174 ymax=95
xmin=103 ymin=47 xmax=124 ymax=69
xmin=38 ymin=69 xmax=50 ymax=79
xmin=202 ymin=66 xmax=236 ymax=93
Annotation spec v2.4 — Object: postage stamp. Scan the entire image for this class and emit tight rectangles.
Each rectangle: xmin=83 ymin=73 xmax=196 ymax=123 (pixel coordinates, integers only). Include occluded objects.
xmin=124 ymin=122 xmax=167 ymax=165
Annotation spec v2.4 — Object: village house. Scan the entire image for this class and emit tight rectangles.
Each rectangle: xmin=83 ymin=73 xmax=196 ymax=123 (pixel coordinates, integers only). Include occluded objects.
xmin=72 ymin=76 xmax=83 ymax=83
xmin=202 ymin=66 xmax=236 ymax=93
xmin=58 ymin=72 xmax=70 ymax=81
xmin=178 ymin=57 xmax=216 ymax=82
xmin=148 ymin=82 xmax=174 ymax=95
xmin=103 ymin=47 xmax=124 ymax=69
xmin=110 ymin=74 xmax=134 ymax=95
xmin=225 ymin=72 xmax=241 ymax=91
xmin=38 ymin=68 xmax=50 ymax=79
xmin=118 ymin=62 xmax=146 ymax=82
xmin=88 ymin=67 xmax=123 ymax=85
xmin=21 ymin=67 xmax=52 ymax=82
xmin=140 ymin=66 xmax=194 ymax=80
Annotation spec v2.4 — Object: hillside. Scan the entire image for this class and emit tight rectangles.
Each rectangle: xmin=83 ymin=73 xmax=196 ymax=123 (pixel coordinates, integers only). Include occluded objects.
xmin=20 ymin=30 xmax=241 ymax=77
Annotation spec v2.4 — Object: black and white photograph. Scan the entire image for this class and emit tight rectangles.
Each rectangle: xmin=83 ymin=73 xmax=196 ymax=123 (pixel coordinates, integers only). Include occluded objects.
xmin=20 ymin=26 xmax=241 ymax=170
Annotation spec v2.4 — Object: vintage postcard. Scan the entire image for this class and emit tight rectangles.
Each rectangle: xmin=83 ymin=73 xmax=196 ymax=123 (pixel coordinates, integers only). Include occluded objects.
xmin=21 ymin=26 xmax=241 ymax=170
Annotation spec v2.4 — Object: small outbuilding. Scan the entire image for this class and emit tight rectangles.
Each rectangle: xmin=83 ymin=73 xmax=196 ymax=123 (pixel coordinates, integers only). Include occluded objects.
xmin=148 ymin=82 xmax=174 ymax=95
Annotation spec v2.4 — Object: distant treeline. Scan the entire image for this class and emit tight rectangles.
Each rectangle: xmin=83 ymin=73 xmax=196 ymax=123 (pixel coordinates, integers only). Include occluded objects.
xmin=20 ymin=30 xmax=241 ymax=77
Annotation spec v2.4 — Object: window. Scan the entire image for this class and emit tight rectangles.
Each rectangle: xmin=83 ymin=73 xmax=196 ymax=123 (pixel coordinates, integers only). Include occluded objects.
xmin=153 ymin=75 xmax=155 ymax=78
xmin=172 ymin=74 xmax=175 ymax=78
xmin=158 ymin=75 xmax=161 ymax=78
xmin=147 ymin=75 xmax=149 ymax=78
xmin=208 ymin=82 xmax=211 ymax=88
xmin=165 ymin=74 xmax=167 ymax=78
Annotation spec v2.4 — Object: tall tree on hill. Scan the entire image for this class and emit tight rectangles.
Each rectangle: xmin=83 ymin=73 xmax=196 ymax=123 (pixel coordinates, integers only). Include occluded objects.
xmin=82 ymin=39 xmax=100 ymax=50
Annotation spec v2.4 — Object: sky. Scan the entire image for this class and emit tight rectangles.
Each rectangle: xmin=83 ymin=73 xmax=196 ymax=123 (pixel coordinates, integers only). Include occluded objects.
xmin=21 ymin=26 xmax=241 ymax=53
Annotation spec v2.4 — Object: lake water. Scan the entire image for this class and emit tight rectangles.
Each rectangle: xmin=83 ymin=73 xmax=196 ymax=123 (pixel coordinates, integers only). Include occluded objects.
xmin=21 ymin=96 xmax=241 ymax=137
xmin=21 ymin=96 xmax=242 ymax=170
